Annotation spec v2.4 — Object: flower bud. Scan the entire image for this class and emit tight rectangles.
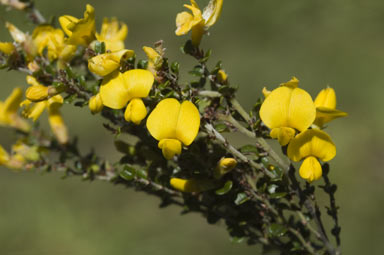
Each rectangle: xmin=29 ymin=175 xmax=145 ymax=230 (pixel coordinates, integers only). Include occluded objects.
xmin=0 ymin=42 xmax=15 ymax=55
xmin=26 ymin=85 xmax=49 ymax=102
xmin=170 ymin=178 xmax=217 ymax=193
xmin=214 ymin=157 xmax=237 ymax=179
xmin=89 ymin=93 xmax=103 ymax=114
xmin=124 ymin=98 xmax=147 ymax=125
xmin=217 ymin=69 xmax=228 ymax=83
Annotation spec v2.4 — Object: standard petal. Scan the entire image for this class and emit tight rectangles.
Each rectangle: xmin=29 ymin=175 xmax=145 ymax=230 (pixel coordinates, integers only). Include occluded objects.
xmin=59 ymin=15 xmax=78 ymax=36
xmin=280 ymin=77 xmax=299 ymax=88
xmin=124 ymin=98 xmax=147 ymax=125
xmin=299 ymin=156 xmax=322 ymax=182
xmin=175 ymin=101 xmax=200 ymax=146
xmin=146 ymin=98 xmax=180 ymax=141
xmin=158 ymin=138 xmax=182 ymax=160
xmin=202 ymin=0 xmax=223 ymax=27
xmin=286 ymin=87 xmax=316 ymax=131
xmin=287 ymin=129 xmax=336 ymax=162
xmin=314 ymin=87 xmax=336 ymax=109
xmin=259 ymin=86 xmax=292 ymax=129
xmin=124 ymin=69 xmax=154 ymax=100
xmin=99 ymin=71 xmax=129 ymax=109
xmin=65 ymin=4 xmax=96 ymax=45
xmin=175 ymin=11 xmax=195 ymax=35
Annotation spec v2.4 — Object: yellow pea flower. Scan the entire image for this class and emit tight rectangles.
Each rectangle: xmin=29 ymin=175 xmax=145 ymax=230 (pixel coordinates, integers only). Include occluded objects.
xmin=217 ymin=69 xmax=228 ymax=83
xmin=59 ymin=4 xmax=96 ymax=46
xmin=170 ymin=178 xmax=216 ymax=193
xmin=99 ymin=69 xmax=154 ymax=124
xmin=143 ymin=46 xmax=163 ymax=77
xmin=25 ymin=75 xmax=58 ymax=102
xmin=259 ymin=77 xmax=316 ymax=146
xmin=287 ymin=129 xmax=336 ymax=182
xmin=146 ymin=98 xmax=200 ymax=159
xmin=176 ymin=0 xmax=223 ymax=46
xmin=32 ymin=25 xmax=77 ymax=65
xmin=214 ymin=157 xmax=237 ymax=179
xmin=89 ymin=93 xmax=104 ymax=114
xmin=96 ymin=17 xmax=128 ymax=52
xmin=21 ymin=95 xmax=68 ymax=144
xmin=314 ymin=87 xmax=347 ymax=128
xmin=88 ymin=49 xmax=134 ymax=77
xmin=0 ymin=88 xmax=30 ymax=132
xmin=0 ymin=42 xmax=15 ymax=55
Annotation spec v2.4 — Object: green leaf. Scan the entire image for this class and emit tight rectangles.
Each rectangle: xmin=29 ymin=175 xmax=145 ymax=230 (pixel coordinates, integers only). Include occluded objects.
xmin=215 ymin=180 xmax=233 ymax=195
xmin=137 ymin=59 xmax=148 ymax=69
xmin=171 ymin=61 xmax=180 ymax=74
xmin=230 ymin=236 xmax=245 ymax=244
xmin=239 ymin=144 xmax=259 ymax=154
xmin=234 ymin=192 xmax=250 ymax=205
xmin=136 ymin=169 xmax=148 ymax=179
xmin=120 ymin=166 xmax=136 ymax=181
xmin=268 ymin=223 xmax=287 ymax=237
xmin=94 ymin=41 xmax=106 ymax=54
xmin=214 ymin=123 xmax=228 ymax=133
xmin=270 ymin=192 xmax=287 ymax=199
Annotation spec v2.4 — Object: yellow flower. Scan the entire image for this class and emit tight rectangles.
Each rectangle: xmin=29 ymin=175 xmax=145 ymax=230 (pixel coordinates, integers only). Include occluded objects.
xmin=287 ymin=129 xmax=336 ymax=182
xmin=314 ymin=87 xmax=347 ymax=128
xmin=25 ymin=76 xmax=58 ymax=102
xmin=0 ymin=145 xmax=10 ymax=166
xmin=32 ymin=25 xmax=77 ymax=64
xmin=143 ymin=46 xmax=163 ymax=77
xmin=59 ymin=4 xmax=96 ymax=46
xmin=99 ymin=69 xmax=154 ymax=124
xmin=5 ymin=22 xmax=26 ymax=43
xmin=217 ymin=69 xmax=228 ymax=83
xmin=88 ymin=49 xmax=134 ymax=76
xmin=259 ymin=77 xmax=316 ymax=146
xmin=0 ymin=88 xmax=30 ymax=132
xmin=214 ymin=157 xmax=237 ymax=179
xmin=146 ymin=98 xmax=200 ymax=159
xmin=170 ymin=178 xmax=216 ymax=193
xmin=96 ymin=17 xmax=128 ymax=52
xmin=89 ymin=93 xmax=104 ymax=114
xmin=176 ymin=0 xmax=223 ymax=46
xmin=21 ymin=95 xmax=68 ymax=144
xmin=0 ymin=42 xmax=15 ymax=55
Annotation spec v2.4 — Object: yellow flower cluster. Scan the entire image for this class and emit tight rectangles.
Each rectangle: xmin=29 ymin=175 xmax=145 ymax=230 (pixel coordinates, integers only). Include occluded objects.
xmin=260 ymin=77 xmax=347 ymax=182
xmin=175 ymin=0 xmax=223 ymax=46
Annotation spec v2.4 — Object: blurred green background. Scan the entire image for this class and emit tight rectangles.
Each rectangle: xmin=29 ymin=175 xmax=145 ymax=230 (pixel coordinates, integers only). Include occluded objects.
xmin=1 ymin=0 xmax=383 ymax=254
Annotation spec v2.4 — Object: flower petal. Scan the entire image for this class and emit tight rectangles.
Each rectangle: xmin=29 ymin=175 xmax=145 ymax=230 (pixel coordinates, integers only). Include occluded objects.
xmin=158 ymin=138 xmax=182 ymax=160
xmin=314 ymin=107 xmax=348 ymax=127
xmin=202 ymin=0 xmax=223 ymax=27
xmin=48 ymin=107 xmax=68 ymax=144
xmin=124 ymin=98 xmax=147 ymax=125
xmin=88 ymin=49 xmax=134 ymax=77
xmin=314 ymin=87 xmax=336 ymax=109
xmin=0 ymin=145 xmax=10 ymax=165
xmin=99 ymin=71 xmax=129 ymax=109
xmin=287 ymin=129 xmax=336 ymax=162
xmin=260 ymin=86 xmax=315 ymax=131
xmin=0 ymin=42 xmax=15 ymax=55
xmin=3 ymin=88 xmax=23 ymax=115
xmin=64 ymin=4 xmax=96 ymax=46
xmin=59 ymin=15 xmax=78 ymax=36
xmin=299 ymin=156 xmax=322 ymax=182
xmin=123 ymin=69 xmax=154 ymax=100
xmin=270 ymin=127 xmax=296 ymax=146
xmin=175 ymin=101 xmax=200 ymax=146
xmin=175 ymin=11 xmax=195 ymax=35
xmin=146 ymin=98 xmax=180 ymax=141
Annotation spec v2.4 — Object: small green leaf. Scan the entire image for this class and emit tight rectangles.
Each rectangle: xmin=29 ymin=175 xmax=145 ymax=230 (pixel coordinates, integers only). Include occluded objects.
xmin=137 ymin=59 xmax=148 ymax=69
xmin=171 ymin=61 xmax=180 ymax=74
xmin=120 ymin=166 xmax=136 ymax=181
xmin=270 ymin=192 xmax=287 ymax=199
xmin=136 ymin=169 xmax=148 ymax=179
xmin=268 ymin=184 xmax=278 ymax=194
xmin=268 ymin=223 xmax=287 ymax=237
xmin=230 ymin=236 xmax=245 ymax=244
xmin=234 ymin=192 xmax=250 ymax=205
xmin=214 ymin=123 xmax=228 ymax=133
xmin=239 ymin=144 xmax=259 ymax=154
xmin=94 ymin=41 xmax=106 ymax=54
xmin=215 ymin=180 xmax=233 ymax=195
